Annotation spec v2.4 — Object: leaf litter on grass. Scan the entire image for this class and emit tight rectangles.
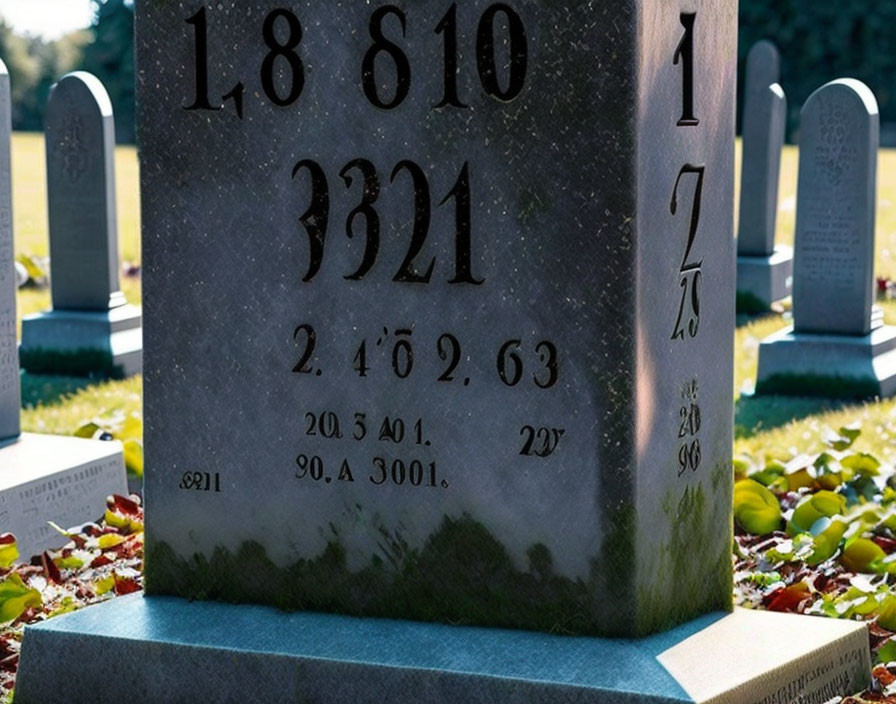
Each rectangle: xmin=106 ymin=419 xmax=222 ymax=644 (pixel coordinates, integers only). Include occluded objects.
xmin=0 ymin=494 xmax=143 ymax=703
xmin=735 ymin=424 xmax=896 ymax=703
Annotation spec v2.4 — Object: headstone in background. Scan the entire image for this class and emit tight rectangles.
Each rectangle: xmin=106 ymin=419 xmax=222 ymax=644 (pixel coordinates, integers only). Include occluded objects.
xmin=19 ymin=72 xmax=142 ymax=378
xmin=0 ymin=60 xmax=129 ymax=557
xmin=758 ymin=79 xmax=896 ymax=397
xmin=736 ymin=40 xmax=792 ymax=312
xmin=0 ymin=60 xmax=18 ymax=442
xmin=16 ymin=2 xmax=870 ymax=702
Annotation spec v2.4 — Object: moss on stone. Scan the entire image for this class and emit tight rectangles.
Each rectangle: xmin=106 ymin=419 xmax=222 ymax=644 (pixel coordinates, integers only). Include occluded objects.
xmin=147 ymin=514 xmax=617 ymax=635
xmin=756 ymin=373 xmax=879 ymax=400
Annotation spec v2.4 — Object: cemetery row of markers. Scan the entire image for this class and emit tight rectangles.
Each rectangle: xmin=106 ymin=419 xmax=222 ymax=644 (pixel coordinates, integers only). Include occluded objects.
xmin=0 ymin=3 xmax=889 ymax=702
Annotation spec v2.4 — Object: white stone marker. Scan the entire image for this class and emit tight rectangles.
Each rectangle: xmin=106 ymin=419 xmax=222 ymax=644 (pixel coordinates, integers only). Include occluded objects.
xmin=0 ymin=61 xmax=129 ymax=557
xmin=736 ymin=40 xmax=792 ymax=312
xmin=19 ymin=72 xmax=142 ymax=378
xmin=757 ymin=79 xmax=896 ymax=397
xmin=0 ymin=61 xmax=17 ymax=443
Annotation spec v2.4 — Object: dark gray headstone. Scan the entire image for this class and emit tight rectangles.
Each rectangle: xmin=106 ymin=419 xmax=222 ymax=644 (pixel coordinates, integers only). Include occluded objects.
xmin=0 ymin=59 xmax=19 ymax=442
xmin=737 ymin=79 xmax=786 ymax=256
xmin=45 ymin=72 xmax=125 ymax=312
xmin=139 ymin=0 xmax=736 ymax=637
xmin=793 ymin=79 xmax=878 ymax=336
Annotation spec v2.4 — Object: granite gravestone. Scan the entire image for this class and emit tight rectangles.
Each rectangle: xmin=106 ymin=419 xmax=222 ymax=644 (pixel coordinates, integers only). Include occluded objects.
xmin=0 ymin=62 xmax=129 ymax=558
xmin=15 ymin=4 xmax=872 ymax=703
xmin=757 ymin=79 xmax=896 ymax=397
xmin=736 ymin=40 xmax=791 ymax=312
xmin=0 ymin=61 xmax=17 ymax=443
xmin=139 ymin=0 xmax=738 ymax=638
xmin=19 ymin=72 xmax=142 ymax=378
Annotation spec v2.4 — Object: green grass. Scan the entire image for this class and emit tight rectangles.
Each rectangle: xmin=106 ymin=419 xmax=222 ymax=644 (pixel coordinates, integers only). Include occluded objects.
xmin=11 ymin=133 xmax=896 ymax=465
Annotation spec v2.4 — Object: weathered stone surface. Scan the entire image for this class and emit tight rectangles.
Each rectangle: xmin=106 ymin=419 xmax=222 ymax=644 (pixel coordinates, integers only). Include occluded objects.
xmin=0 ymin=433 xmax=128 ymax=558
xmin=19 ymin=72 xmax=143 ymax=377
xmin=0 ymin=59 xmax=18 ymax=442
xmin=16 ymin=596 xmax=870 ymax=704
xmin=138 ymin=0 xmax=736 ymax=636
xmin=793 ymin=79 xmax=878 ymax=336
xmin=738 ymin=44 xmax=785 ymax=257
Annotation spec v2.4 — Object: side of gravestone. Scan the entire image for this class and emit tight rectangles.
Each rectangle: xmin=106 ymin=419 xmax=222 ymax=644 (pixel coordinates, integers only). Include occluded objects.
xmin=757 ymin=79 xmax=896 ymax=397
xmin=736 ymin=40 xmax=792 ymax=312
xmin=0 ymin=62 xmax=129 ymax=556
xmin=18 ymin=71 xmax=142 ymax=378
xmin=0 ymin=59 xmax=18 ymax=442
xmin=138 ymin=0 xmax=736 ymax=638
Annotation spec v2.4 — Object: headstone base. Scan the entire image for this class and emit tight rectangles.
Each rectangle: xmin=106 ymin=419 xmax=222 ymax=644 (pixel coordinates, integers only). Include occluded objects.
xmin=19 ymin=304 xmax=142 ymax=377
xmin=0 ymin=432 xmax=127 ymax=557
xmin=16 ymin=595 xmax=869 ymax=704
xmin=757 ymin=324 xmax=896 ymax=397
xmin=736 ymin=246 xmax=793 ymax=313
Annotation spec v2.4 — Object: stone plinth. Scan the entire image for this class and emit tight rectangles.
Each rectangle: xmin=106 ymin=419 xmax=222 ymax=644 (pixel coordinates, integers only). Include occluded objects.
xmin=757 ymin=324 xmax=896 ymax=398
xmin=0 ymin=433 xmax=128 ymax=557
xmin=16 ymin=595 xmax=870 ymax=704
xmin=19 ymin=304 xmax=142 ymax=378
xmin=737 ymin=245 xmax=793 ymax=313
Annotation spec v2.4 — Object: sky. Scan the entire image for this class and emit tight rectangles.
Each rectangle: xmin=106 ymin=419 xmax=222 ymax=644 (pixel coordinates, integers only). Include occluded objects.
xmin=0 ymin=0 xmax=94 ymax=40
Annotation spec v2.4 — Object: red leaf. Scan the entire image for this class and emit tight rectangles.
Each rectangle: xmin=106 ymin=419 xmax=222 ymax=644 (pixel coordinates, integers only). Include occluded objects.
xmin=765 ymin=582 xmax=811 ymax=613
xmin=108 ymin=495 xmax=141 ymax=517
xmin=89 ymin=554 xmax=113 ymax=569
xmin=41 ymin=552 xmax=62 ymax=584
xmin=113 ymin=575 xmax=141 ymax=595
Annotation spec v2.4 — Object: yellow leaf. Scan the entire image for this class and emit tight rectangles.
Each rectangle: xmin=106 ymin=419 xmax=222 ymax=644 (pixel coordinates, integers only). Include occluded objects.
xmin=98 ymin=534 xmax=126 ymax=549
xmin=0 ymin=540 xmax=19 ymax=570
xmin=734 ymin=480 xmax=782 ymax=535
xmin=94 ymin=574 xmax=115 ymax=595
xmin=0 ymin=573 xmax=41 ymax=622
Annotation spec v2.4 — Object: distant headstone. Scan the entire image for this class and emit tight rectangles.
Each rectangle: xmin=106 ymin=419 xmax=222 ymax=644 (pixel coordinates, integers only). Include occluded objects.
xmin=0 ymin=60 xmax=18 ymax=442
xmin=15 ymin=4 xmax=870 ymax=703
xmin=793 ymin=80 xmax=877 ymax=335
xmin=0 ymin=63 xmax=129 ymax=557
xmin=19 ymin=72 xmax=142 ymax=378
xmin=758 ymin=79 xmax=896 ymax=397
xmin=736 ymin=41 xmax=792 ymax=312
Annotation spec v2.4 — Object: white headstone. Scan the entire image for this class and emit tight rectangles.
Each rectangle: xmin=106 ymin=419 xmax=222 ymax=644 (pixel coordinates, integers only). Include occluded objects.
xmin=0 ymin=59 xmax=19 ymax=442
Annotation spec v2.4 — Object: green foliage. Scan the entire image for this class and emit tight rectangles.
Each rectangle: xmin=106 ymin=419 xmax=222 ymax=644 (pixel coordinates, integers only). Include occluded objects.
xmin=739 ymin=1 xmax=896 ymax=140
xmin=734 ymin=479 xmax=782 ymax=534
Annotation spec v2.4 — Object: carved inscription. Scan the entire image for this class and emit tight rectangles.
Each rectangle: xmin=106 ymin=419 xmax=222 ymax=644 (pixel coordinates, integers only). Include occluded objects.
xmin=0 ymin=213 xmax=14 ymax=399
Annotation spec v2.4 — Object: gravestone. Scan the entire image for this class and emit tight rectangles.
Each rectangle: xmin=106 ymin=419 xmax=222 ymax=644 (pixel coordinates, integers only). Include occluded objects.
xmin=17 ymin=3 xmax=870 ymax=703
xmin=0 ymin=60 xmax=129 ymax=557
xmin=0 ymin=62 xmax=16 ymax=443
xmin=757 ymin=79 xmax=896 ymax=397
xmin=736 ymin=41 xmax=792 ymax=312
xmin=19 ymin=72 xmax=142 ymax=378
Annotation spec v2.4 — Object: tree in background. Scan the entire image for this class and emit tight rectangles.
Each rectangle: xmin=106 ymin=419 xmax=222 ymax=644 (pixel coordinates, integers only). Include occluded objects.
xmin=80 ymin=0 xmax=134 ymax=143
xmin=739 ymin=0 xmax=896 ymax=141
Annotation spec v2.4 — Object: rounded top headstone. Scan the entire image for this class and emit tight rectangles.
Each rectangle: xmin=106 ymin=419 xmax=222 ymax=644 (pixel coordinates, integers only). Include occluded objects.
xmin=745 ymin=40 xmax=780 ymax=91
xmin=793 ymin=78 xmax=879 ymax=336
xmin=47 ymin=71 xmax=114 ymax=121
xmin=801 ymin=78 xmax=879 ymax=120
